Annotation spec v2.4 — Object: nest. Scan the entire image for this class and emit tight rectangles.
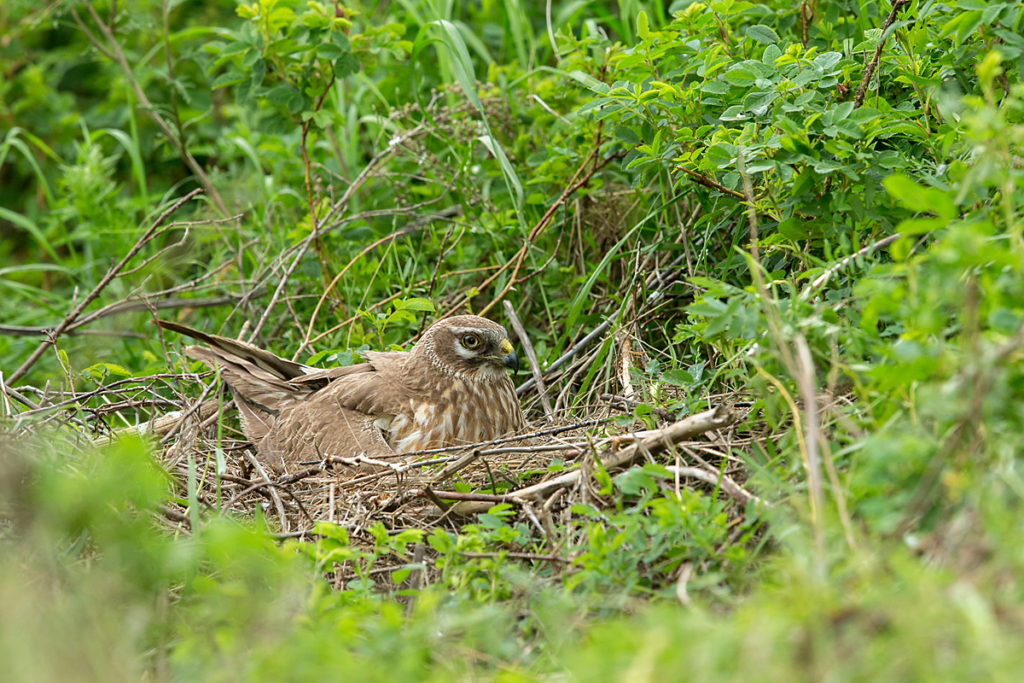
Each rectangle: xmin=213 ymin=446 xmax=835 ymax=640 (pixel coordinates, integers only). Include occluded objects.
xmin=110 ymin=381 xmax=763 ymax=586
xmin=5 ymin=350 xmax=770 ymax=595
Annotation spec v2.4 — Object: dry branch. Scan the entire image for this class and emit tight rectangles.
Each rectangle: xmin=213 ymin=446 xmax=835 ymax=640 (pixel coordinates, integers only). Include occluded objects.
xmin=503 ymin=300 xmax=554 ymax=421
xmin=439 ymin=406 xmax=743 ymax=515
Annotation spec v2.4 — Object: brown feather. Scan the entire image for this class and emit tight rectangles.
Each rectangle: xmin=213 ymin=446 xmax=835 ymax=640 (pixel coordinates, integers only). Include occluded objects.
xmin=157 ymin=320 xmax=309 ymax=379
xmin=159 ymin=315 xmax=527 ymax=468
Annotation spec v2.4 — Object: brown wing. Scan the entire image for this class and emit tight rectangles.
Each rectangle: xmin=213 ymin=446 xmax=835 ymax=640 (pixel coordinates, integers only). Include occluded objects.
xmin=257 ymin=402 xmax=395 ymax=468
xmin=161 ymin=319 xmax=414 ymax=465
xmin=260 ymin=351 xmax=415 ymax=464
xmin=291 ymin=351 xmax=413 ymax=418
xmin=182 ymin=345 xmax=309 ymax=443
xmin=288 ymin=360 xmax=377 ymax=388
xmin=157 ymin=319 xmax=309 ymax=380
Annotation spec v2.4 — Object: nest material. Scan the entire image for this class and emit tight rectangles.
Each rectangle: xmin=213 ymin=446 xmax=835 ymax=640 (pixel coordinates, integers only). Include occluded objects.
xmin=136 ymin=389 xmax=765 ymax=584
xmin=11 ymin=360 xmax=767 ymax=591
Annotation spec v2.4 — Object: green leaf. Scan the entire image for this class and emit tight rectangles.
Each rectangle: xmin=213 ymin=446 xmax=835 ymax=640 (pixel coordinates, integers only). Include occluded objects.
xmin=661 ymin=368 xmax=692 ymax=387
xmin=265 ymin=84 xmax=300 ymax=106
xmin=762 ymin=44 xmax=783 ymax=64
xmin=883 ymin=175 xmax=956 ymax=220
xmin=334 ymin=52 xmax=360 ymax=77
xmin=211 ymin=70 xmax=244 ymax=90
xmin=0 ymin=207 xmax=59 ymax=261
xmin=313 ymin=522 xmax=350 ymax=543
xmin=566 ymin=69 xmax=610 ymax=94
xmin=83 ymin=362 xmax=133 ymax=379
xmin=393 ymin=297 xmax=435 ymax=313
xmin=614 ymin=125 xmax=641 ymax=145
xmin=895 ymin=217 xmax=946 ymax=235
xmin=778 ymin=216 xmax=812 ymax=240
xmin=813 ymin=52 xmax=843 ymax=72
xmin=636 ymin=10 xmax=649 ymax=39
xmin=316 ymin=43 xmax=343 ymax=60
xmin=723 ymin=68 xmax=756 ymax=87
xmin=745 ymin=24 xmax=779 ymax=44
xmin=427 ymin=528 xmax=454 ymax=553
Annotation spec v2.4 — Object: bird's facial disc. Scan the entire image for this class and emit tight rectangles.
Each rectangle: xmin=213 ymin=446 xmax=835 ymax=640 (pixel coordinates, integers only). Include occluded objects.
xmin=451 ymin=329 xmax=518 ymax=374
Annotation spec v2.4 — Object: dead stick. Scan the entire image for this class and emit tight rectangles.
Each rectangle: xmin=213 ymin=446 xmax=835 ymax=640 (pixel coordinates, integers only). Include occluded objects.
xmin=800 ymin=233 xmax=903 ymax=300
xmin=516 ymin=318 xmax=612 ymax=396
xmin=503 ymin=300 xmax=554 ymax=421
xmin=661 ymin=466 xmax=766 ymax=506
xmin=512 ymin=405 xmax=737 ymax=501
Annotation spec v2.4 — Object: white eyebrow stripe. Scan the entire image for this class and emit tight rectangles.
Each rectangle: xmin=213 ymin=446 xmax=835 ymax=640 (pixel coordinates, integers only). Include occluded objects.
xmin=447 ymin=326 xmax=488 ymax=335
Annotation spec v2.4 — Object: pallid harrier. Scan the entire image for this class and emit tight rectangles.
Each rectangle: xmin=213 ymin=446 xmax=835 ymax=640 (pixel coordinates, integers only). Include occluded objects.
xmin=158 ymin=315 xmax=526 ymax=469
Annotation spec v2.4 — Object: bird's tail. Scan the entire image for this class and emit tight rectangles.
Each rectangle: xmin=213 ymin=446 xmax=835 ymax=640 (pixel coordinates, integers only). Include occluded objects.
xmin=156 ymin=320 xmax=309 ymax=379
xmin=156 ymin=320 xmax=312 ymax=442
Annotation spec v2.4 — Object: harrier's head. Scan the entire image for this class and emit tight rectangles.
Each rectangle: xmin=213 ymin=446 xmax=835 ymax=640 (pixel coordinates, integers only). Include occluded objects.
xmin=414 ymin=315 xmax=519 ymax=381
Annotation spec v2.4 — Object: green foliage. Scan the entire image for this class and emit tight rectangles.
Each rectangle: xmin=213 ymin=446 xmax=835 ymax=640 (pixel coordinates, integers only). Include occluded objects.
xmin=3 ymin=436 xmax=1023 ymax=680
xmin=2 ymin=0 xmax=1024 ymax=678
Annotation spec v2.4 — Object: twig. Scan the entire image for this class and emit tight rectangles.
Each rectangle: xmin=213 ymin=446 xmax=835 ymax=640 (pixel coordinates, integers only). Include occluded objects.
xmin=853 ymin=0 xmax=911 ymax=109
xmin=421 ymin=486 xmax=451 ymax=513
xmin=517 ymin=253 xmax=688 ymax=398
xmin=427 ymin=489 xmax=514 ymax=503
xmin=317 ymin=125 xmax=425 ymax=231
xmin=477 ymin=151 xmax=621 ymax=318
xmin=676 ymin=166 xmax=746 ymax=200
xmin=0 ymin=296 xmax=243 ymax=337
xmin=6 ymin=189 xmax=203 ymax=385
xmin=794 ymin=335 xmax=826 ymax=577
xmin=300 ymin=69 xmax=338 ymax=280
xmin=0 ymin=371 xmax=39 ymax=411
xmin=895 ymin=323 xmax=1024 ymax=535
xmin=437 ymin=135 xmax=617 ymax=320
xmin=799 ymin=233 xmax=903 ymax=300
xmin=503 ymin=300 xmax=554 ymax=421
xmin=601 ymin=394 xmax=676 ymax=421
xmin=324 ymin=417 xmax=618 ymax=464
xmin=158 ymin=504 xmax=192 ymax=529
xmin=675 ymin=562 xmax=693 ymax=606
xmin=459 ymin=551 xmax=568 ymax=563
xmin=222 ymin=466 xmax=324 ymax=508
xmin=240 ymin=450 xmax=289 ymax=528
xmin=162 ymin=390 xmax=225 ymax=450
xmin=429 ymin=450 xmax=483 ymax=483
xmin=244 ymin=130 xmax=420 ymax=343
xmin=296 ymin=205 xmax=461 ymax=356
xmin=516 ymin=319 xmax=612 ymax=396
xmin=510 ymin=405 xmax=739 ymax=502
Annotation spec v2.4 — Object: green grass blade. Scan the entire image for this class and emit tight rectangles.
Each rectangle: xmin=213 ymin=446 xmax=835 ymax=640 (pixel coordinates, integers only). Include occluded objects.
xmin=430 ymin=20 xmax=524 ymax=213
xmin=0 ymin=207 xmax=60 ymax=262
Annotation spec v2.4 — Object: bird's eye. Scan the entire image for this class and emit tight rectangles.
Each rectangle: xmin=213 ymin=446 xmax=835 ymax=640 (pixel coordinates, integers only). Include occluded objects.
xmin=461 ymin=333 xmax=481 ymax=349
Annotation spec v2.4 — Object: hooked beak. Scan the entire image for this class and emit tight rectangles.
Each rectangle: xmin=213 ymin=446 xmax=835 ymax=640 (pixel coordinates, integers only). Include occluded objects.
xmin=498 ymin=339 xmax=519 ymax=373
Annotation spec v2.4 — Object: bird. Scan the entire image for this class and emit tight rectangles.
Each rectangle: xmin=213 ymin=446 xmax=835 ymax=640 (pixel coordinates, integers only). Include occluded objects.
xmin=157 ymin=315 xmax=527 ymax=470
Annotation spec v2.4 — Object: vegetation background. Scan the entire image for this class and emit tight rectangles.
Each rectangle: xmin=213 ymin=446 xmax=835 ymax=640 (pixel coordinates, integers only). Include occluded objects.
xmin=2 ymin=0 xmax=1023 ymax=679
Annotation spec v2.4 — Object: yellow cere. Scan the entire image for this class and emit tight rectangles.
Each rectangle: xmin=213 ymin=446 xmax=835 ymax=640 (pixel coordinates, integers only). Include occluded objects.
xmin=500 ymin=339 xmax=513 ymax=355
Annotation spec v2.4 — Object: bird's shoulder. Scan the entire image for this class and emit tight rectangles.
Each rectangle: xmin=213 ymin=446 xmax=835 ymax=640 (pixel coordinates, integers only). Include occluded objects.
xmin=290 ymin=350 xmax=413 ymax=416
